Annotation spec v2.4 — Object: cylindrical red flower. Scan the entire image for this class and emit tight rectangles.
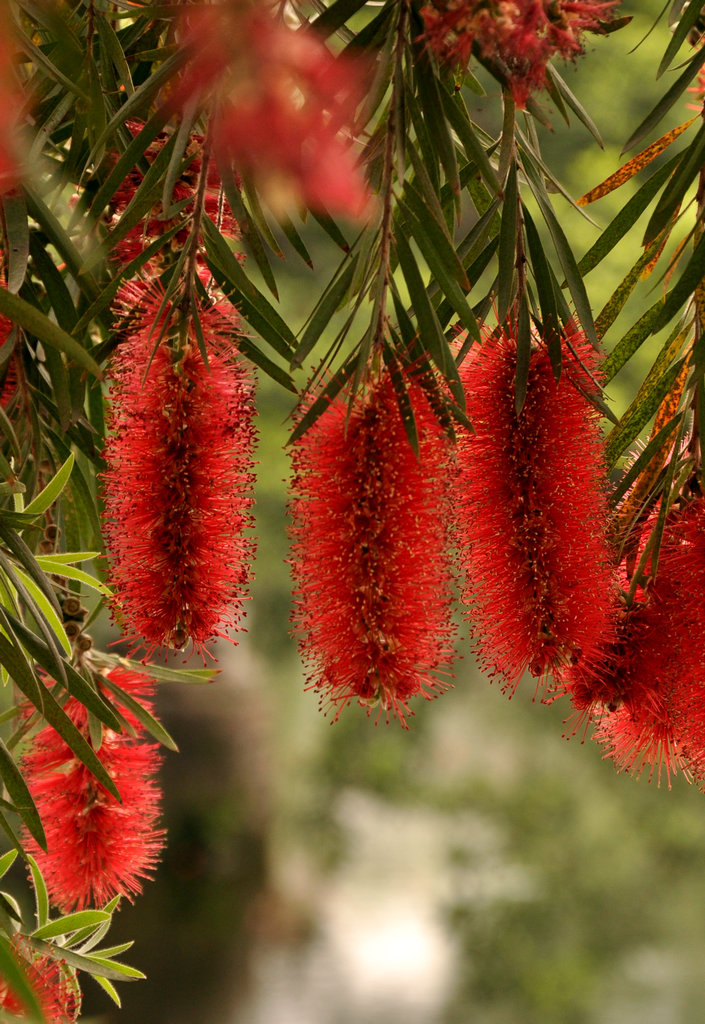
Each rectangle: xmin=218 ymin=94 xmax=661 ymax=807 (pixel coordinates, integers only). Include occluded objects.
xmin=586 ymin=500 xmax=705 ymax=784
xmin=21 ymin=668 xmax=165 ymax=912
xmin=456 ymin=322 xmax=616 ymax=693
xmin=102 ymin=281 xmax=257 ymax=657
xmin=289 ymin=370 xmax=457 ymax=726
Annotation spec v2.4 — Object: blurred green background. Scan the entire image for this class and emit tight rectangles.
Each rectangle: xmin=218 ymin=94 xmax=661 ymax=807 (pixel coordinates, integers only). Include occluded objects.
xmin=62 ymin=1 xmax=705 ymax=1021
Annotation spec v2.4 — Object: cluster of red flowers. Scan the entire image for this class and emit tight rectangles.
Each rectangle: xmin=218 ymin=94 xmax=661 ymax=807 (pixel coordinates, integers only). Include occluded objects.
xmin=108 ymin=124 xmax=239 ymax=273
xmin=290 ymin=370 xmax=457 ymax=725
xmin=173 ymin=3 xmax=371 ymax=217
xmin=102 ymin=280 xmax=256 ymax=658
xmin=21 ymin=667 xmax=164 ymax=912
xmin=421 ymin=0 xmax=618 ymax=105
xmin=0 ymin=937 xmax=80 ymax=1023
xmin=456 ymin=321 xmax=616 ymax=692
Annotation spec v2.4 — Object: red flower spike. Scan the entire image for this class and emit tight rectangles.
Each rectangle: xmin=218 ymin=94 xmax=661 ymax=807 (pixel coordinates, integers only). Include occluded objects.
xmin=173 ymin=6 xmax=372 ymax=218
xmin=586 ymin=501 xmax=705 ymax=785
xmin=456 ymin=322 xmax=616 ymax=694
xmin=290 ymin=371 xmax=457 ymax=726
xmin=21 ymin=669 xmax=165 ymax=913
xmin=1 ymin=937 xmax=81 ymax=1023
xmin=102 ymin=281 xmax=257 ymax=658
xmin=421 ymin=0 xmax=618 ymax=107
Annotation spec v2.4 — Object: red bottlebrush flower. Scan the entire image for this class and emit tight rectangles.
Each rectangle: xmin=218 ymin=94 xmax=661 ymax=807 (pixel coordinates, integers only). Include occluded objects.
xmin=456 ymin=321 xmax=616 ymax=693
xmin=102 ymin=281 xmax=256 ymax=657
xmin=172 ymin=5 xmax=371 ymax=218
xmin=22 ymin=669 xmax=165 ymax=912
xmin=108 ymin=125 xmax=239 ymax=275
xmin=289 ymin=370 xmax=457 ymax=726
xmin=581 ymin=500 xmax=705 ymax=784
xmin=421 ymin=0 xmax=618 ymax=106
xmin=0 ymin=937 xmax=81 ymax=1023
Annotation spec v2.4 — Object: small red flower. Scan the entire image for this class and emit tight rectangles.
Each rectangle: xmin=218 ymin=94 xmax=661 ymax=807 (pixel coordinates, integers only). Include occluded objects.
xmin=456 ymin=321 xmax=616 ymax=693
xmin=0 ymin=936 xmax=81 ymax=1023
xmin=421 ymin=0 xmax=618 ymax=106
xmin=22 ymin=669 xmax=165 ymax=913
xmin=289 ymin=370 xmax=457 ymax=726
xmin=102 ymin=281 xmax=257 ymax=657
xmin=172 ymin=5 xmax=371 ymax=218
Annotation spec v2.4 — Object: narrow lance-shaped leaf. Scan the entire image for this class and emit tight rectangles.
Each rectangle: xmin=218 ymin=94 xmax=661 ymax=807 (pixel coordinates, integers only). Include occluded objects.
xmin=579 ymin=118 xmax=696 ymax=206
xmin=0 ymin=290 xmax=101 ymax=378
xmin=0 ymin=738 xmax=45 ymax=849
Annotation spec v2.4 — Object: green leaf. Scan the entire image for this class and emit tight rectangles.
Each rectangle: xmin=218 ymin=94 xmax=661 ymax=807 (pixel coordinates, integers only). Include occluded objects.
xmin=524 ymin=207 xmax=562 ymax=380
xmin=3 ymin=615 xmax=121 ymax=732
xmin=652 ymin=226 xmax=705 ymax=332
xmin=98 ymin=673 xmax=178 ymax=751
xmin=440 ymin=88 xmax=499 ymax=191
xmin=622 ymin=45 xmax=705 ymax=152
xmin=201 ymin=218 xmax=296 ymax=357
xmin=643 ymin=120 xmax=705 ymax=245
xmin=658 ymin=0 xmax=705 ymax=75
xmin=311 ymin=0 xmax=371 ymax=35
xmin=92 ymin=975 xmax=122 ymax=1007
xmin=24 ymin=189 xmax=100 ymax=303
xmin=522 ymin=152 xmax=598 ymax=348
xmin=97 ymin=14 xmax=135 ymax=95
xmin=578 ymin=155 xmax=678 ymax=277
xmin=27 ymin=855 xmax=49 ymax=929
xmin=605 ymin=360 xmax=684 ymax=467
xmin=545 ymin=66 xmax=603 ymax=146
xmin=33 ymin=910 xmax=111 ymax=941
xmin=414 ymin=53 xmax=459 ymax=193
xmin=24 ymin=454 xmax=74 ymax=516
xmin=0 ymin=290 xmax=101 ymax=378
xmin=611 ymin=415 xmax=682 ymax=505
xmin=601 ymin=299 xmax=665 ymax=383
xmin=291 ymin=257 xmax=358 ymax=370
xmin=85 ymin=46 xmax=188 ymax=166
xmin=236 ymin=341 xmax=297 ymax=393
xmin=2 ymin=193 xmax=29 ymax=294
xmin=397 ymin=202 xmax=479 ymax=341
xmin=110 ymin=658 xmax=217 ymax=685
xmin=0 ymin=850 xmax=18 ymax=879
xmin=394 ymin=231 xmax=461 ymax=398
xmin=0 ymin=739 xmax=45 ymax=848
xmin=515 ymin=296 xmax=532 ymax=415
xmin=382 ymin=344 xmax=419 ymax=456
xmin=34 ymin=557 xmax=111 ymax=598
xmin=497 ymin=160 xmax=518 ymax=323
xmin=11 ymin=565 xmax=72 ymax=657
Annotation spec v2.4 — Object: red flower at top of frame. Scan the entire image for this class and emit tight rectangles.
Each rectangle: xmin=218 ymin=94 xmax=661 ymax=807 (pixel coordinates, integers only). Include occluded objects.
xmin=21 ymin=668 xmax=165 ymax=913
xmin=171 ymin=4 xmax=372 ymax=218
xmin=289 ymin=369 xmax=457 ymax=727
xmin=101 ymin=280 xmax=257 ymax=658
xmin=456 ymin=320 xmax=616 ymax=693
xmin=0 ymin=936 xmax=81 ymax=1023
xmin=421 ymin=0 xmax=619 ymax=106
